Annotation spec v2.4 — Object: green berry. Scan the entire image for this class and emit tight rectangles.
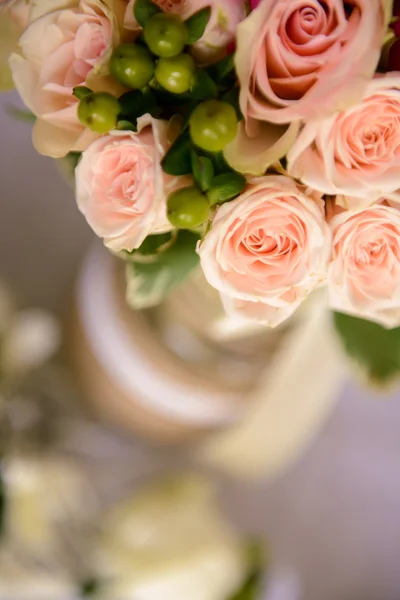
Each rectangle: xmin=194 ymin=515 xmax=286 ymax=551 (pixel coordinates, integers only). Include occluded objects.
xmin=77 ymin=92 xmax=120 ymax=133
xmin=189 ymin=100 xmax=238 ymax=152
xmin=144 ymin=13 xmax=188 ymax=58
xmin=155 ymin=54 xmax=195 ymax=94
xmin=167 ymin=186 xmax=209 ymax=229
xmin=110 ymin=44 xmax=155 ymax=89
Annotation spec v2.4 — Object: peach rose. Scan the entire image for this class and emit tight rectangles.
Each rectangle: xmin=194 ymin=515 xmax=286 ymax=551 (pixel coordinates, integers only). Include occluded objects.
xmin=288 ymin=74 xmax=400 ymax=206
xmin=198 ymin=176 xmax=331 ymax=328
xmin=124 ymin=0 xmax=246 ymax=64
xmin=75 ymin=114 xmax=180 ymax=252
xmin=328 ymin=201 xmax=400 ymax=328
xmin=9 ymin=0 xmax=125 ymax=158
xmin=235 ymin=0 xmax=391 ymax=127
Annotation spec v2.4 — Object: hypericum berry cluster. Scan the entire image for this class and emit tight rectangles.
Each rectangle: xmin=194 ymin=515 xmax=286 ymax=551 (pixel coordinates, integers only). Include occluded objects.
xmin=74 ymin=0 xmax=244 ymax=231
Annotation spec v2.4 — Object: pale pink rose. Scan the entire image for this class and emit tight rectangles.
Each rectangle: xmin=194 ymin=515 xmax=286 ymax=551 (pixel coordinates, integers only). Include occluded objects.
xmin=288 ymin=74 xmax=400 ymax=206
xmin=124 ymin=0 xmax=246 ymax=64
xmin=198 ymin=176 xmax=331 ymax=328
xmin=75 ymin=114 xmax=182 ymax=252
xmin=235 ymin=0 xmax=391 ymax=127
xmin=9 ymin=0 xmax=125 ymax=158
xmin=328 ymin=201 xmax=400 ymax=328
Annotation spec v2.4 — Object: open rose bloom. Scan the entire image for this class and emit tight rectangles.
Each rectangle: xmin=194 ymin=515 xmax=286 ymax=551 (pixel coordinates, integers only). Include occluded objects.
xmin=287 ymin=74 xmax=400 ymax=205
xmin=199 ymin=176 xmax=331 ymax=327
xmin=9 ymin=0 xmax=126 ymax=157
xmin=328 ymin=201 xmax=400 ymax=328
xmin=7 ymin=0 xmax=400 ymax=367
xmin=76 ymin=114 xmax=180 ymax=251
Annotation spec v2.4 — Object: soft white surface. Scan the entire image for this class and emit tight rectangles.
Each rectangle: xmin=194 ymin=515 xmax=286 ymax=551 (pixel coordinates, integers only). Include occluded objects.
xmin=2 ymin=90 xmax=400 ymax=600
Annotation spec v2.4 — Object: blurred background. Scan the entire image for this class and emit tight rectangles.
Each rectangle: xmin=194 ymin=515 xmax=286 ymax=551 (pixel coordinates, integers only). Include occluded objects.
xmin=2 ymin=88 xmax=400 ymax=600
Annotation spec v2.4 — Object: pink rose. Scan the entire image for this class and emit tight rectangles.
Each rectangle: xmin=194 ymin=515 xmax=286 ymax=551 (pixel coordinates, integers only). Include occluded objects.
xmin=198 ymin=176 xmax=331 ymax=328
xmin=328 ymin=201 xmax=400 ymax=328
xmin=287 ymin=74 xmax=400 ymax=207
xmin=235 ymin=0 xmax=390 ymax=126
xmin=75 ymin=114 xmax=182 ymax=252
xmin=9 ymin=0 xmax=125 ymax=158
xmin=124 ymin=0 xmax=246 ymax=64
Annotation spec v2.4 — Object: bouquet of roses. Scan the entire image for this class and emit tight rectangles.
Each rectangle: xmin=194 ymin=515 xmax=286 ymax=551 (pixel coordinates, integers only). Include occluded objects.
xmin=6 ymin=0 xmax=400 ymax=381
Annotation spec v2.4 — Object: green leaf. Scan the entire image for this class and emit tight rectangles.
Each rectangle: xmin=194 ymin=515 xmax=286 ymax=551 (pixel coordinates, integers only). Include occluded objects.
xmin=229 ymin=573 xmax=261 ymax=600
xmin=221 ymin=87 xmax=243 ymax=121
xmin=119 ymin=90 xmax=144 ymax=117
xmin=142 ymin=86 xmax=158 ymax=111
xmin=207 ymin=172 xmax=246 ymax=206
xmin=6 ymin=106 xmax=36 ymax=123
xmin=128 ymin=232 xmax=174 ymax=257
xmin=126 ymin=230 xmax=200 ymax=309
xmin=65 ymin=151 xmax=82 ymax=169
xmin=185 ymin=7 xmax=211 ymax=44
xmin=73 ymin=86 xmax=92 ymax=100
xmin=56 ymin=151 xmax=82 ymax=182
xmin=118 ymin=88 xmax=158 ymax=122
xmin=181 ymin=102 xmax=197 ymax=131
xmin=161 ymin=129 xmax=192 ymax=176
xmin=334 ymin=312 xmax=400 ymax=383
xmin=153 ymin=85 xmax=192 ymax=106
xmin=208 ymin=54 xmax=235 ymax=83
xmin=134 ymin=0 xmax=161 ymax=28
xmin=204 ymin=151 xmax=231 ymax=174
xmin=191 ymin=150 xmax=214 ymax=192
xmin=228 ymin=541 xmax=265 ymax=600
xmin=80 ymin=578 xmax=99 ymax=597
xmin=190 ymin=70 xmax=218 ymax=101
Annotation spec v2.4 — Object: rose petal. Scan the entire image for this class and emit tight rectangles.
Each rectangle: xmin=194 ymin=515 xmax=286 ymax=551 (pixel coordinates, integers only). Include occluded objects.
xmin=224 ymin=119 xmax=300 ymax=176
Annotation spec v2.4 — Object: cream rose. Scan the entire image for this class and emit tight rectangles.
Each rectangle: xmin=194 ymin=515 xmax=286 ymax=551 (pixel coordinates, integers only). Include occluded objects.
xmin=328 ymin=201 xmax=400 ymax=328
xmin=75 ymin=114 xmax=180 ymax=252
xmin=124 ymin=0 xmax=246 ymax=64
xmin=9 ymin=0 xmax=125 ymax=158
xmin=288 ymin=74 xmax=400 ymax=206
xmin=92 ymin=476 xmax=246 ymax=600
xmin=198 ymin=176 xmax=331 ymax=328
xmin=235 ymin=0 xmax=391 ymax=127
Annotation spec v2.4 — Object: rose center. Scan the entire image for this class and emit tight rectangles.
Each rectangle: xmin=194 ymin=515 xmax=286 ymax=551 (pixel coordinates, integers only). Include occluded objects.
xmin=154 ymin=0 xmax=189 ymax=14
xmin=62 ymin=16 xmax=110 ymax=88
xmin=245 ymin=229 xmax=293 ymax=256
xmin=355 ymin=236 xmax=387 ymax=266
xmin=285 ymin=2 xmax=327 ymax=43
xmin=97 ymin=148 xmax=153 ymax=212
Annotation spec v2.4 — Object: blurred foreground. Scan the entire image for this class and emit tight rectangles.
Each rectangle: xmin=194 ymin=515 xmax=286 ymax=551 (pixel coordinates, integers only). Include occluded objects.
xmin=2 ymin=90 xmax=400 ymax=600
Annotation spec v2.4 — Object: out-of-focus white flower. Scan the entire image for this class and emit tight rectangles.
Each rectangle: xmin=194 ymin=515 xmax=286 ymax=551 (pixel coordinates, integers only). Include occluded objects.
xmin=2 ymin=455 xmax=95 ymax=557
xmin=2 ymin=309 xmax=61 ymax=375
xmin=0 ymin=550 xmax=76 ymax=600
xmin=93 ymin=474 xmax=247 ymax=600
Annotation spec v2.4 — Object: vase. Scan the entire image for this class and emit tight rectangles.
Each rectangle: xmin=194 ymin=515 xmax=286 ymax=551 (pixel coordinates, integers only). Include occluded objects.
xmin=68 ymin=242 xmax=347 ymax=478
